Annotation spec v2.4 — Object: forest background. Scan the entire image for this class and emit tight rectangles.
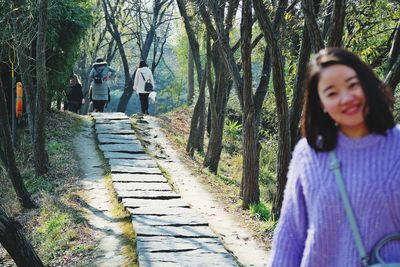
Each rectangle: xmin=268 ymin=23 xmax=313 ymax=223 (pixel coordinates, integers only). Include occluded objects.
xmin=0 ymin=0 xmax=399 ymax=265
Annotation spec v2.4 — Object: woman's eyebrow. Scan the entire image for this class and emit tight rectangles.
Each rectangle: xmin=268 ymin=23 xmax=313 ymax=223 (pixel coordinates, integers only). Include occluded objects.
xmin=345 ymin=75 xmax=358 ymax=82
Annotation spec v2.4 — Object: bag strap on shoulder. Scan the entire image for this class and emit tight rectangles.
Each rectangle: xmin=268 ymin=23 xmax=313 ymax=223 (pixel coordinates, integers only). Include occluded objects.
xmin=329 ymin=151 xmax=369 ymax=266
xmin=140 ymin=71 xmax=146 ymax=82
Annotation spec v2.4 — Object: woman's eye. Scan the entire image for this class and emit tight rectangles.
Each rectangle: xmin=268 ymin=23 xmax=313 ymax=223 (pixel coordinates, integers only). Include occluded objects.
xmin=349 ymin=82 xmax=360 ymax=88
xmin=327 ymin=91 xmax=336 ymax=97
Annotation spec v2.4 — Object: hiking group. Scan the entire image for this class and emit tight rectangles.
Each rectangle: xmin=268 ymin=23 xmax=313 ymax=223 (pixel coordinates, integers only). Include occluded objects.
xmin=64 ymin=57 xmax=155 ymax=114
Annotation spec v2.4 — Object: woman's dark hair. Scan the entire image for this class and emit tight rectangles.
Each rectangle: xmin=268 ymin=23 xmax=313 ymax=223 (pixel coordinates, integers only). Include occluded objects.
xmin=301 ymin=47 xmax=394 ymax=152
xmin=139 ymin=60 xmax=147 ymax=68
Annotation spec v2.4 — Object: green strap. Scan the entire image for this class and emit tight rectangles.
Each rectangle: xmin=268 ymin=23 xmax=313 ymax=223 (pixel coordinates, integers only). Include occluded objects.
xmin=329 ymin=151 xmax=369 ymax=266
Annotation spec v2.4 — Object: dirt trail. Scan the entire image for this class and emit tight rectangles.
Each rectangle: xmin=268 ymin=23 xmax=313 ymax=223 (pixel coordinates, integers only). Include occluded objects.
xmin=73 ymin=118 xmax=135 ymax=266
xmin=136 ymin=115 xmax=270 ymax=267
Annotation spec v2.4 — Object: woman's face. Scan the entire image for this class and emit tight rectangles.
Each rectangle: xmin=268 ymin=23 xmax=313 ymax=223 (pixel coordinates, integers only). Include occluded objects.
xmin=317 ymin=64 xmax=368 ymax=138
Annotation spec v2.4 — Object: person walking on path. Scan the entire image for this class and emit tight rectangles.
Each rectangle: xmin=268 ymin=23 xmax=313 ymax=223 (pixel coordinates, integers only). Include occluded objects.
xmin=269 ymin=47 xmax=400 ymax=266
xmin=89 ymin=58 xmax=116 ymax=112
xmin=133 ymin=60 xmax=155 ymax=114
xmin=65 ymin=74 xmax=84 ymax=113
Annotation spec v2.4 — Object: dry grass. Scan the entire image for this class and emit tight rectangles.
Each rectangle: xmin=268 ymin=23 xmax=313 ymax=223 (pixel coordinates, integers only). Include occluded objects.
xmin=0 ymin=110 xmax=97 ymax=266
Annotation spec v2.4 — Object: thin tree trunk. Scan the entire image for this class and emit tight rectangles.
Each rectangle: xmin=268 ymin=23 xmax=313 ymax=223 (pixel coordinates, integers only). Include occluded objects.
xmin=253 ymin=0 xmax=291 ymax=218
xmin=385 ymin=56 xmax=400 ymax=92
xmin=0 ymin=207 xmax=44 ymax=266
xmin=34 ymin=0 xmax=49 ymax=176
xmin=0 ymin=80 xmax=35 ymax=208
xmin=386 ymin=20 xmax=400 ymax=93
xmin=302 ymin=0 xmax=324 ymax=52
xmin=290 ymin=25 xmax=312 ymax=148
xmin=327 ymin=0 xmax=346 ymax=47
xmin=187 ymin=44 xmax=195 ymax=105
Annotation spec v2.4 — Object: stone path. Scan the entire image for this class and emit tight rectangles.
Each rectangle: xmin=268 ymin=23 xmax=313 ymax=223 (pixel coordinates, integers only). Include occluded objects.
xmin=74 ymin=119 xmax=134 ymax=266
xmin=91 ymin=112 xmax=240 ymax=267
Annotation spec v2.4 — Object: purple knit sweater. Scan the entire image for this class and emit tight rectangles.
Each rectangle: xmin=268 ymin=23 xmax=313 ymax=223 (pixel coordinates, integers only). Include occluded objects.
xmin=269 ymin=126 xmax=400 ymax=267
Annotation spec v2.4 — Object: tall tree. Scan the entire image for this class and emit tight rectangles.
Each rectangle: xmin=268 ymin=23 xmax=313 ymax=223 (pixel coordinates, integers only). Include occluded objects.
xmin=203 ymin=0 xmax=237 ymax=173
xmin=176 ymin=0 xmax=206 ymax=155
xmin=34 ymin=0 xmax=50 ymax=176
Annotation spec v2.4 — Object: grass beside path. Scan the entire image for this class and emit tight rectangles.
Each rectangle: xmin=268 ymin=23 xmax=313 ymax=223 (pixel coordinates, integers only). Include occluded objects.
xmin=0 ymin=110 xmax=97 ymax=266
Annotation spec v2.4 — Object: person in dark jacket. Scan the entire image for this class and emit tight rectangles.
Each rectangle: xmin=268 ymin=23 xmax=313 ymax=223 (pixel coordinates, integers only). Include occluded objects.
xmin=66 ymin=74 xmax=84 ymax=113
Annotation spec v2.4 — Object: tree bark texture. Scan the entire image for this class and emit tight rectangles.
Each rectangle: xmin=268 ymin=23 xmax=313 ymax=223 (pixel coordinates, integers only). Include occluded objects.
xmin=290 ymin=25 xmax=312 ymax=149
xmin=241 ymin=0 xmax=260 ymax=208
xmin=327 ymin=0 xmax=346 ymax=47
xmin=0 ymin=80 xmax=35 ymax=208
xmin=197 ymin=3 xmax=244 ymax=109
xmin=203 ymin=43 xmax=232 ymax=173
xmin=253 ymin=0 xmax=291 ymax=218
xmin=34 ymin=0 xmax=49 ymax=176
xmin=302 ymin=0 xmax=324 ymax=52
xmin=389 ymin=20 xmax=400 ymax=69
xmin=187 ymin=44 xmax=195 ymax=105
xmin=385 ymin=55 xmax=400 ymax=93
xmin=0 ymin=207 xmax=44 ymax=266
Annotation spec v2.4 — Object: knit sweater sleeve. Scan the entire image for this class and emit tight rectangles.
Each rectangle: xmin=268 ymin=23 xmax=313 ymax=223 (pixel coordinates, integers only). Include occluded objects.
xmin=269 ymin=141 xmax=308 ymax=267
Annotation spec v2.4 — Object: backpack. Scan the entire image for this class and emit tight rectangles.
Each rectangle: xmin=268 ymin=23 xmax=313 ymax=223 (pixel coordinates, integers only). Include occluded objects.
xmin=94 ymin=68 xmax=104 ymax=84
xmin=140 ymin=72 xmax=153 ymax=92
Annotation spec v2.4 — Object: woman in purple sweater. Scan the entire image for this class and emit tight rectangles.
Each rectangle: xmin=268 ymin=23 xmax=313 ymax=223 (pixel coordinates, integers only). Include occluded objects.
xmin=269 ymin=47 xmax=400 ymax=266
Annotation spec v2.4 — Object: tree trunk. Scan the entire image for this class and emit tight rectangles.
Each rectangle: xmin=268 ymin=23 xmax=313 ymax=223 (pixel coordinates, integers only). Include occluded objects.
xmin=203 ymin=52 xmax=232 ymax=173
xmin=34 ymin=0 xmax=49 ymax=176
xmin=387 ymin=20 xmax=400 ymax=93
xmin=290 ymin=25 xmax=312 ymax=149
xmin=327 ymin=0 xmax=346 ymax=47
xmin=302 ymin=0 xmax=324 ymax=52
xmin=385 ymin=56 xmax=400 ymax=93
xmin=187 ymin=44 xmax=195 ymax=105
xmin=0 ymin=207 xmax=44 ymax=266
xmin=186 ymin=59 xmax=207 ymax=155
xmin=241 ymin=0 xmax=260 ymax=208
xmin=11 ymin=0 xmax=36 ymax=141
xmin=253 ymin=0 xmax=291 ymax=218
xmin=0 ymin=80 xmax=35 ymax=208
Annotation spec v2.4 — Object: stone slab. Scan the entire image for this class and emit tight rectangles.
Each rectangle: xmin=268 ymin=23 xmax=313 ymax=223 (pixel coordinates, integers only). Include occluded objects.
xmin=91 ymin=112 xmax=127 ymax=120
xmin=99 ymin=144 xmax=144 ymax=153
xmin=96 ymin=129 xmax=136 ymax=134
xmin=127 ymin=207 xmax=196 ymax=216
xmin=97 ymin=136 xmax=141 ymax=145
xmin=132 ymin=214 xmax=207 ymax=227
xmin=111 ymin=166 xmax=162 ymax=174
xmin=109 ymin=159 xmax=158 ymax=168
xmin=96 ymin=119 xmax=131 ymax=124
xmin=104 ymin=152 xmax=150 ymax=160
xmin=113 ymin=182 xmax=172 ymax=191
xmin=136 ymin=236 xmax=222 ymax=252
xmin=95 ymin=123 xmax=132 ymax=131
xmin=122 ymin=198 xmax=189 ymax=208
xmin=115 ymin=190 xmax=180 ymax=199
xmin=112 ymin=174 xmax=167 ymax=183
xmin=138 ymin=250 xmax=238 ymax=267
xmin=98 ymin=133 xmax=139 ymax=141
xmin=135 ymin=225 xmax=216 ymax=238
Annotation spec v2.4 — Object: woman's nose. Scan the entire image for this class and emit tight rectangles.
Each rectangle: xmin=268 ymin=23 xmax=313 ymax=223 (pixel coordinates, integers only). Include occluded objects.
xmin=340 ymin=90 xmax=354 ymax=104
